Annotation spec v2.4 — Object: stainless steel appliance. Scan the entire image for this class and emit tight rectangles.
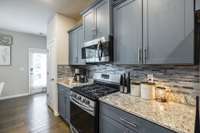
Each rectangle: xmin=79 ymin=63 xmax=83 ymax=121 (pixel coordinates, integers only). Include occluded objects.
xmin=70 ymin=73 xmax=120 ymax=133
xmin=82 ymin=36 xmax=113 ymax=63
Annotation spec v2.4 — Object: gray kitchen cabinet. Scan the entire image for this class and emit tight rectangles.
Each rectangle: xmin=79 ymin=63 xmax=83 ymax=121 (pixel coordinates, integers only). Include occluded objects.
xmin=113 ymin=0 xmax=143 ymax=64
xmin=99 ymin=102 xmax=175 ymax=133
xmin=58 ymin=84 xmax=65 ymax=119
xmin=196 ymin=0 xmax=200 ymax=10
xmin=100 ymin=115 xmax=130 ymax=133
xmin=69 ymin=29 xmax=78 ymax=65
xmin=113 ymin=0 xmax=194 ymax=65
xmin=96 ymin=0 xmax=111 ymax=40
xmin=69 ymin=25 xmax=85 ymax=65
xmin=143 ymin=0 xmax=194 ymax=64
xmin=58 ymin=84 xmax=70 ymax=123
xmin=77 ymin=26 xmax=85 ymax=64
xmin=64 ymin=88 xmax=70 ymax=123
xmin=82 ymin=0 xmax=112 ymax=42
xmin=83 ymin=9 xmax=96 ymax=42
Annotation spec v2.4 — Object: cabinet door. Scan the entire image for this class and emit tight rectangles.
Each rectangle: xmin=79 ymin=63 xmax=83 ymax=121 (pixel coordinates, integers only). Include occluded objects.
xmin=58 ymin=85 xmax=65 ymax=119
xmin=77 ymin=26 xmax=85 ymax=65
xmin=143 ymin=0 xmax=194 ymax=64
xmin=83 ymin=9 xmax=96 ymax=42
xmin=69 ymin=30 xmax=78 ymax=65
xmin=142 ymin=119 xmax=175 ymax=133
xmin=100 ymin=115 xmax=129 ymax=133
xmin=196 ymin=0 xmax=200 ymax=10
xmin=96 ymin=0 xmax=110 ymax=39
xmin=64 ymin=90 xmax=70 ymax=123
xmin=113 ymin=0 xmax=143 ymax=64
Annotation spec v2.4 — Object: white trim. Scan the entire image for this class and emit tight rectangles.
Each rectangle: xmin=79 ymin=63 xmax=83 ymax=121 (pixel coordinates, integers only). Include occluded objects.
xmin=0 ymin=93 xmax=29 ymax=100
xmin=48 ymin=105 xmax=59 ymax=116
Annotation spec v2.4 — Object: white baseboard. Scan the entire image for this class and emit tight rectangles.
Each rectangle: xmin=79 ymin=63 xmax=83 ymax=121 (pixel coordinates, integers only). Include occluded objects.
xmin=47 ymin=105 xmax=59 ymax=116
xmin=0 ymin=93 xmax=29 ymax=100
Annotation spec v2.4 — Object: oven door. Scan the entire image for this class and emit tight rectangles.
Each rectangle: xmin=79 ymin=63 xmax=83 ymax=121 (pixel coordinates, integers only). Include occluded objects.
xmin=70 ymin=98 xmax=97 ymax=133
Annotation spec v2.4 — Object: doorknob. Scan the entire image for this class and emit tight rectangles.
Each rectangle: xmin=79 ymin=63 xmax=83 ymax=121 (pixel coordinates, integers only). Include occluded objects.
xmin=30 ymin=68 xmax=33 ymax=71
xmin=51 ymin=78 xmax=55 ymax=81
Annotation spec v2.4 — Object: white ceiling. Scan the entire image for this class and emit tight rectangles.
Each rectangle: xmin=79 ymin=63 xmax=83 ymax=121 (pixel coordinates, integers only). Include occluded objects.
xmin=0 ymin=0 xmax=93 ymax=36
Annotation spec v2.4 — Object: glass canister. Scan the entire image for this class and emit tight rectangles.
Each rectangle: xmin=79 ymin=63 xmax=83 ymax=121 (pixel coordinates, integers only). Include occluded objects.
xmin=155 ymin=86 xmax=167 ymax=102
xmin=130 ymin=81 xmax=141 ymax=97
xmin=141 ymin=82 xmax=155 ymax=100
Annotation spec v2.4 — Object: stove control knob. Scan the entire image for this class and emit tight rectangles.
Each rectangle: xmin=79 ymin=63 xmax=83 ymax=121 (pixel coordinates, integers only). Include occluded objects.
xmin=78 ymin=96 xmax=81 ymax=100
xmin=85 ymin=100 xmax=90 ymax=105
xmin=82 ymin=99 xmax=86 ymax=103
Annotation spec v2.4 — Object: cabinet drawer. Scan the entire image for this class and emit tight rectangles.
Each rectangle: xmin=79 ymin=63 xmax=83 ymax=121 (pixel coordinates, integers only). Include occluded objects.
xmin=100 ymin=102 xmax=175 ymax=133
xmin=100 ymin=102 xmax=142 ymax=132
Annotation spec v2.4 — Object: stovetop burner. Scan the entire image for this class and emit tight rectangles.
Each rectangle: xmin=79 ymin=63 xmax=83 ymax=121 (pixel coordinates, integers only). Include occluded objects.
xmin=72 ymin=83 xmax=119 ymax=100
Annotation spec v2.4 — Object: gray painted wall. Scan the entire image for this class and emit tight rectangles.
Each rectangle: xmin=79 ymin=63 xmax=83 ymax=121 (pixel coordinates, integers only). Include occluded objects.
xmin=0 ymin=29 xmax=46 ymax=98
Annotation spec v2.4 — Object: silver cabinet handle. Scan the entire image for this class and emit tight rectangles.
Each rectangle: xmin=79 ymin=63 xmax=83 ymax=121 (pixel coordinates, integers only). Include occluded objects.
xmin=144 ymin=48 xmax=148 ymax=64
xmin=138 ymin=48 xmax=142 ymax=64
xmin=120 ymin=117 xmax=137 ymax=128
xmin=138 ymin=48 xmax=140 ymax=63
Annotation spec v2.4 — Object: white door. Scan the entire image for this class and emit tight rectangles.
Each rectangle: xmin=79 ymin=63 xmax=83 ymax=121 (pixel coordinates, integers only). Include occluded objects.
xmin=29 ymin=49 xmax=47 ymax=95
xmin=47 ymin=42 xmax=57 ymax=112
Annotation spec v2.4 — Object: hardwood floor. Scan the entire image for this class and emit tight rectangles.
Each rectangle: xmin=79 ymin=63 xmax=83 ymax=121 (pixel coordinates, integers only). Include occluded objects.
xmin=0 ymin=93 xmax=70 ymax=133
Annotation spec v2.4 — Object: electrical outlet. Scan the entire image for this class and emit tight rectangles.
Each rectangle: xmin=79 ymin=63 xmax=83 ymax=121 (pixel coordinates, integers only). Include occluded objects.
xmin=147 ymin=74 xmax=154 ymax=82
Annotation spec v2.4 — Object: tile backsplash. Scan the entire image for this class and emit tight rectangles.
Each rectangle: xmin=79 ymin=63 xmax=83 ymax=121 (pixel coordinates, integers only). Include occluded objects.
xmin=58 ymin=64 xmax=200 ymax=105
xmin=57 ymin=65 xmax=73 ymax=79
xmin=87 ymin=64 xmax=200 ymax=105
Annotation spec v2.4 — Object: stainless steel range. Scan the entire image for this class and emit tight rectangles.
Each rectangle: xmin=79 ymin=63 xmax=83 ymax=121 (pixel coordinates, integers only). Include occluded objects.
xmin=70 ymin=73 xmax=120 ymax=133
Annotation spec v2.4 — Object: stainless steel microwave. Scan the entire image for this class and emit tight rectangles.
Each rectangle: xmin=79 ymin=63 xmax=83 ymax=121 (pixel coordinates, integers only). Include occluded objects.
xmin=82 ymin=36 xmax=113 ymax=63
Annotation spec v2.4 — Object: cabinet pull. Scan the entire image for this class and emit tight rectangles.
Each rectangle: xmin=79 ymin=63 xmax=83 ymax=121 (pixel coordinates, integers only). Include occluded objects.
xmin=138 ymin=48 xmax=142 ymax=64
xmin=144 ymin=48 xmax=148 ymax=64
xmin=120 ymin=117 xmax=137 ymax=128
xmin=138 ymin=48 xmax=141 ymax=64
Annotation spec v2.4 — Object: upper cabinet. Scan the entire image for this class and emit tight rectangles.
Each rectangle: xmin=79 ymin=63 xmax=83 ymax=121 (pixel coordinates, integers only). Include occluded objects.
xmin=69 ymin=25 xmax=85 ymax=65
xmin=196 ymin=0 xmax=200 ymax=10
xmin=143 ymin=0 xmax=194 ymax=64
xmin=113 ymin=0 xmax=195 ymax=65
xmin=96 ymin=0 xmax=111 ymax=39
xmin=82 ymin=0 xmax=112 ymax=43
xmin=113 ymin=0 xmax=143 ymax=64
xmin=82 ymin=9 xmax=96 ymax=42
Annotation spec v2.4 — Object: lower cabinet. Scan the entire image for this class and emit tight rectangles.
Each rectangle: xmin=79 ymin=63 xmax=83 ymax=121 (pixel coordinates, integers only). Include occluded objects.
xmin=64 ymin=90 xmax=70 ymax=123
xmin=99 ymin=102 xmax=175 ymax=133
xmin=58 ymin=84 xmax=70 ymax=123
xmin=100 ymin=115 xmax=136 ymax=133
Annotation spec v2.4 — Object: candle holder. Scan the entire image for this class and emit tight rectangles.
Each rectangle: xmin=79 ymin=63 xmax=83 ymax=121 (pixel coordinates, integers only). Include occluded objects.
xmin=155 ymin=87 xmax=167 ymax=102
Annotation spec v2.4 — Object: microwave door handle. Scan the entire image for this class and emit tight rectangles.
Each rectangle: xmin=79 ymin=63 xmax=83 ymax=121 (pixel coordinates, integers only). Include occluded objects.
xmin=97 ymin=41 xmax=101 ymax=61
xmin=97 ymin=41 xmax=103 ymax=61
xmin=100 ymin=42 xmax=103 ymax=60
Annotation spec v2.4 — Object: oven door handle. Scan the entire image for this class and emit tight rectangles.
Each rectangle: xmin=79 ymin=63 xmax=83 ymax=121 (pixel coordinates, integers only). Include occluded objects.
xmin=70 ymin=97 xmax=95 ymax=116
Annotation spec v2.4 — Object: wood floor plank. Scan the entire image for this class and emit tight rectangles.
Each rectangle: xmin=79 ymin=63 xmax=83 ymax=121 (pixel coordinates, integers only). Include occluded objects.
xmin=0 ymin=93 xmax=70 ymax=133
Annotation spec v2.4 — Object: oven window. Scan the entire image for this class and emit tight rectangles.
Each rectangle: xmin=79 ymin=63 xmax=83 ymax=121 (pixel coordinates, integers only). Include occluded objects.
xmin=70 ymin=102 xmax=96 ymax=133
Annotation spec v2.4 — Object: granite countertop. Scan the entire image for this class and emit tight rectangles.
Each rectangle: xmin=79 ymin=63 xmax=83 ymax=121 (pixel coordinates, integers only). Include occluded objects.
xmin=57 ymin=78 xmax=94 ymax=89
xmin=99 ymin=92 xmax=195 ymax=133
